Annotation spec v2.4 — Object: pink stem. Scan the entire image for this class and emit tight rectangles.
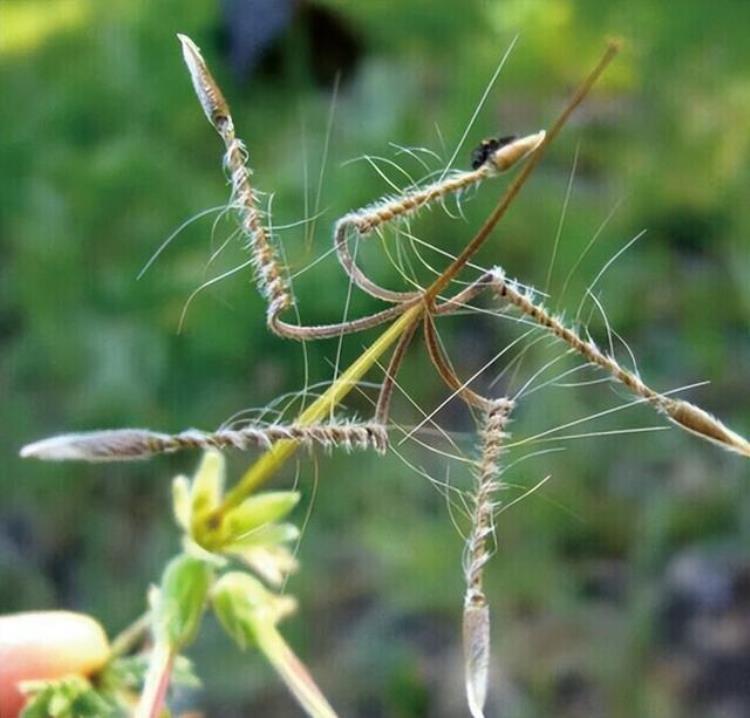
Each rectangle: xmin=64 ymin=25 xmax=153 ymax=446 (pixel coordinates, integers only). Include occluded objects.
xmin=135 ymin=643 xmax=175 ymax=718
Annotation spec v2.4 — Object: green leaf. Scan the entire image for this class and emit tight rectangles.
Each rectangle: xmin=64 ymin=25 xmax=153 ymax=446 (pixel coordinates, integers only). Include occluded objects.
xmin=212 ymin=572 xmax=265 ymax=649
xmin=171 ymin=474 xmax=192 ymax=531
xmin=221 ymin=491 xmax=300 ymax=542
xmin=155 ymin=554 xmax=214 ymax=650
xmin=212 ymin=572 xmax=296 ymax=649
xmin=224 ymin=522 xmax=300 ymax=549
xmin=190 ymin=450 xmax=225 ymax=518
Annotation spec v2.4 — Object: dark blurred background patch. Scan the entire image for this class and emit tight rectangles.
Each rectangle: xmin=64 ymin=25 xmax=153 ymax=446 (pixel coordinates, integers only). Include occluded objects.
xmin=220 ymin=0 xmax=363 ymax=87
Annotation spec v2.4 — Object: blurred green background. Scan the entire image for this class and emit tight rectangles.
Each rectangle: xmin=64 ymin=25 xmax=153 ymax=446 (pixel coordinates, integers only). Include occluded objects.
xmin=2 ymin=1 xmax=750 ymax=716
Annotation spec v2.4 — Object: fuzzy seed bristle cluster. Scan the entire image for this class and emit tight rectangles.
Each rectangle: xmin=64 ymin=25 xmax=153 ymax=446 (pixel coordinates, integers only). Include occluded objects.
xmin=342 ymin=131 xmax=546 ymax=237
xmin=332 ymin=169 xmax=494 ymax=305
xmin=223 ymin=134 xmax=293 ymax=324
xmin=20 ymin=422 xmax=388 ymax=462
xmin=344 ymin=168 xmax=490 ymax=237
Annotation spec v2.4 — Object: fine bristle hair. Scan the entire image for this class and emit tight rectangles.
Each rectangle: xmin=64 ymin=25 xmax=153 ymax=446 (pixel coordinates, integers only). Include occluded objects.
xmin=463 ymin=397 xmax=514 ymax=718
xmin=20 ymin=421 xmax=388 ymax=462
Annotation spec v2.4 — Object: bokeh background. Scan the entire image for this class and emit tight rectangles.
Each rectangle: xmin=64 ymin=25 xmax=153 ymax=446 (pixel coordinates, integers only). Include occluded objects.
xmin=2 ymin=1 xmax=750 ymax=716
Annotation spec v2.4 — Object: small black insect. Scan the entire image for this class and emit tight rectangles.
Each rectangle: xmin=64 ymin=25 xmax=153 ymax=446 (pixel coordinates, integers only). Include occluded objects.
xmin=470 ymin=134 xmax=518 ymax=170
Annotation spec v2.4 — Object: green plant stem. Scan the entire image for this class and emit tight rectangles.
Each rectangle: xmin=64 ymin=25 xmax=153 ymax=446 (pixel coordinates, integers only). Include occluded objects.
xmin=108 ymin=611 xmax=151 ymax=661
xmin=135 ymin=641 xmax=174 ymax=718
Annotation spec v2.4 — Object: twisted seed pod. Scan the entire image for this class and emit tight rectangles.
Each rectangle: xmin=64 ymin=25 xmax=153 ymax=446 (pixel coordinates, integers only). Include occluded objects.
xmin=488 ymin=267 xmax=750 ymax=457
xmin=334 ymin=132 xmax=546 ymax=304
xmin=179 ymin=34 xmax=419 ymax=340
xmin=463 ymin=398 xmax=514 ymax=718
xmin=20 ymin=422 xmax=388 ymax=462
xmin=179 ymin=34 xmax=292 ymax=326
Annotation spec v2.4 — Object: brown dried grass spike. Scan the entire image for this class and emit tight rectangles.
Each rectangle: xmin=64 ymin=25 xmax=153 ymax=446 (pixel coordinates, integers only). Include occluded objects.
xmin=20 ymin=422 xmax=388 ymax=462
xmin=488 ymin=267 xmax=750 ymax=457
xmin=463 ymin=397 xmax=514 ymax=718
xmin=178 ymin=34 xmax=293 ymax=329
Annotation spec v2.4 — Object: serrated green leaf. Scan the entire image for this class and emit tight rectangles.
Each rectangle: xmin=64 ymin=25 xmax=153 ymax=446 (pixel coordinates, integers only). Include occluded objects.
xmin=212 ymin=572 xmax=261 ymax=649
xmin=211 ymin=572 xmax=276 ymax=649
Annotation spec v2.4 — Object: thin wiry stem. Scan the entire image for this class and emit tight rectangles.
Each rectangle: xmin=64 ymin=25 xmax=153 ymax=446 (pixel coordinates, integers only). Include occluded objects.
xmin=423 ymin=312 xmax=494 ymax=411
xmin=375 ymin=320 xmax=419 ymax=424
xmin=135 ymin=642 xmax=174 ymax=718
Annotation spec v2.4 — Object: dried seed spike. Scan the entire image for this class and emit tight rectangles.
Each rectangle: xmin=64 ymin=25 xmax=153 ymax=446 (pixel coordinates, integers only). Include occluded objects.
xmin=333 ymin=129 xmax=546 ymax=305
xmin=20 ymin=422 xmax=389 ymax=463
xmin=463 ymin=599 xmax=490 ymax=718
xmin=463 ymin=398 xmax=514 ymax=718
xmin=348 ymin=129 xmax=548 ymax=237
xmin=177 ymin=34 xmax=231 ymax=129
xmin=179 ymin=32 xmax=415 ymax=341
xmin=487 ymin=267 xmax=750 ymax=457
xmin=20 ymin=429 xmax=172 ymax=462
xmin=178 ymin=33 xmax=294 ymax=329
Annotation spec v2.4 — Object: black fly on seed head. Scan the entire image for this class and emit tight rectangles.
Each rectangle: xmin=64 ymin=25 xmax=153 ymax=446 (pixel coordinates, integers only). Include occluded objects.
xmin=470 ymin=135 xmax=518 ymax=169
